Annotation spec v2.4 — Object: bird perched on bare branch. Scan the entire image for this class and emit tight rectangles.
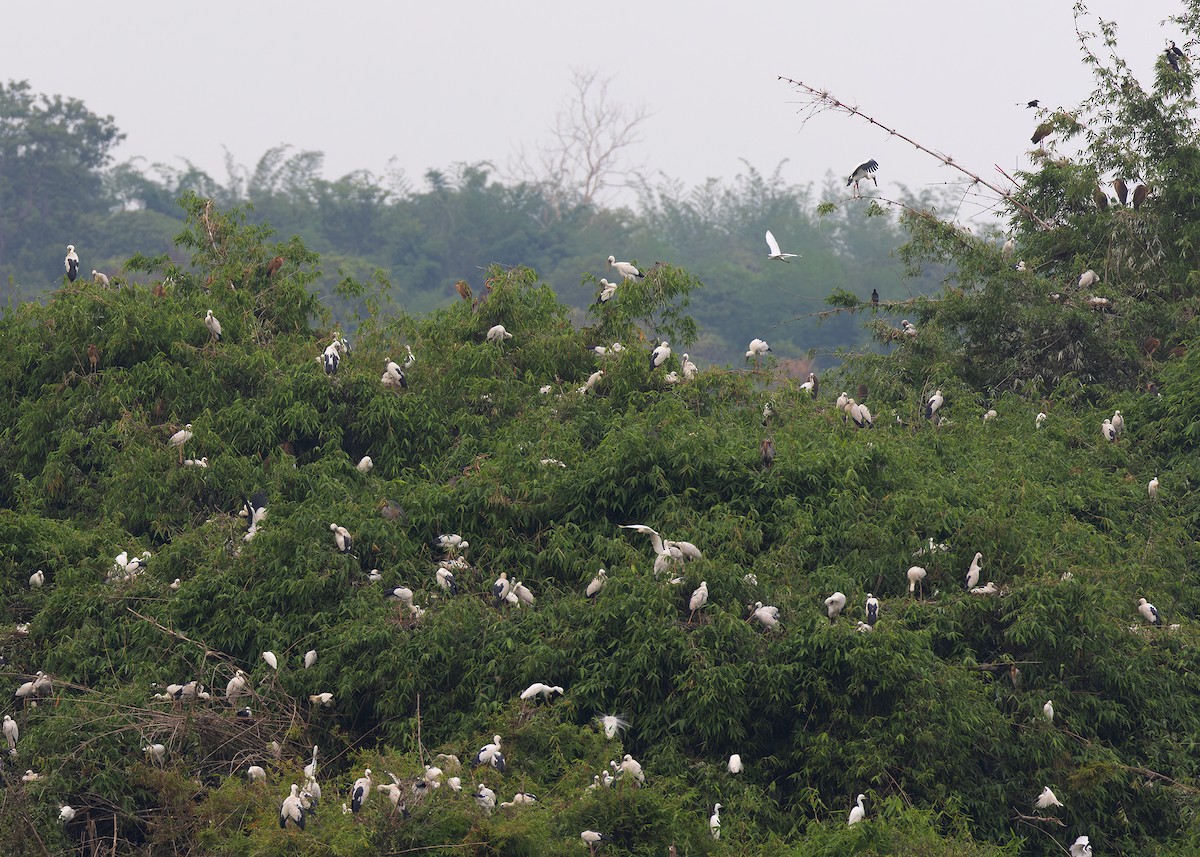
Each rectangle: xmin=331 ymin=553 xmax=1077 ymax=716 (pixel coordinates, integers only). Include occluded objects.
xmin=846 ymin=159 xmax=879 ymax=196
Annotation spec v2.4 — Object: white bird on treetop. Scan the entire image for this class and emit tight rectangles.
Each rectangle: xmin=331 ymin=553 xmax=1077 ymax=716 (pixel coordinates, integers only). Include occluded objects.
xmin=1035 ymin=786 xmax=1063 ymax=809
xmin=710 ymin=802 xmax=722 ymax=839
xmin=650 ymin=341 xmax=671 ymax=369
xmin=168 ymin=424 xmax=193 ymax=449
xmin=92 ymin=270 xmax=110 ymax=287
xmin=728 ymin=753 xmax=743 ymax=774
xmin=598 ymin=714 xmax=629 ymax=739
xmin=966 ymin=552 xmax=983 ymax=589
xmin=64 ymin=245 xmax=80 ymax=281
xmin=329 ymin=523 xmax=352 ymax=553
xmin=847 ymin=159 xmax=879 ymax=196
xmin=3 ymin=714 xmax=18 ymax=752
xmin=436 ymin=567 xmax=457 ymax=594
xmin=1002 ymin=237 xmax=1015 ymax=257
xmin=848 ymin=793 xmax=866 ymax=825
xmin=801 ymin=372 xmax=819 ymax=399
xmin=350 ymin=769 xmax=373 ymax=813
xmin=492 ymin=572 xmax=512 ymax=606
xmin=1149 ymin=476 xmax=1159 ymax=499
xmin=825 ymin=591 xmax=847 ymax=622
xmin=1138 ymin=597 xmax=1162 ymax=625
xmin=606 ymin=255 xmax=644 ymax=281
xmin=247 ymin=765 xmax=266 ymax=783
xmin=745 ymin=338 xmax=771 ymax=362
xmin=682 ymin=353 xmax=698 ymax=381
xmin=475 ymin=735 xmax=506 ymax=772
xmin=614 ymin=753 xmax=645 ymax=784
xmin=486 ymin=324 xmax=512 ymax=343
xmin=225 ymin=669 xmax=248 ymax=703
xmin=1043 ymin=700 xmax=1054 ymax=722
xmin=597 ymin=278 xmax=618 ymax=303
xmin=204 ymin=310 xmax=223 ymax=342
xmin=520 ymin=682 xmax=563 ymax=701
xmin=765 ymin=230 xmax=800 ymax=262
xmin=865 ymin=593 xmax=880 ymax=626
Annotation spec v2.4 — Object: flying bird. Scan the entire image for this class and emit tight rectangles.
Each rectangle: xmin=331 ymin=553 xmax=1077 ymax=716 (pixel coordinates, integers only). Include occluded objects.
xmin=605 ymin=255 xmax=645 ymax=281
xmin=1035 ymin=786 xmax=1063 ymax=809
xmin=1023 ymin=99 xmax=1040 ymax=108
xmin=64 ymin=245 xmax=80 ymax=282
xmin=1070 ymin=835 xmax=1092 ymax=857
xmin=204 ymin=310 xmax=223 ymax=342
xmin=765 ymin=230 xmax=800 ymax=262
xmin=847 ymin=160 xmax=879 ymax=196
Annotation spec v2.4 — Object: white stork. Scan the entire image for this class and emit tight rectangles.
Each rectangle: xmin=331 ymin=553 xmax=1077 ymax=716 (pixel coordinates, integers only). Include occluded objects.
xmin=3 ymin=715 xmax=18 ymax=752
xmin=350 ymin=769 xmax=373 ymax=813
xmin=586 ymin=568 xmax=607 ymax=599
xmin=597 ymin=278 xmax=618 ymax=303
xmin=907 ymin=566 xmax=927 ymax=595
xmin=1149 ymin=476 xmax=1159 ymax=500
xmin=650 ymin=341 xmax=671 ymax=369
xmin=64 ymin=245 xmax=80 ymax=281
xmin=474 ymin=735 xmax=506 ymax=772
xmin=864 ymin=594 xmax=880 ymax=626
xmin=1138 ymin=597 xmax=1162 ymax=625
xmin=801 ymin=372 xmax=819 ymax=399
xmin=606 ymin=255 xmax=645 ymax=281
xmin=329 ymin=523 xmax=353 ymax=553
xmin=280 ymin=783 xmax=306 ymax=829
xmin=847 ymin=159 xmax=879 ymax=196
xmin=925 ymin=389 xmax=944 ymax=420
xmin=710 ymin=802 xmax=722 ymax=839
xmin=825 ymin=591 xmax=847 ymax=622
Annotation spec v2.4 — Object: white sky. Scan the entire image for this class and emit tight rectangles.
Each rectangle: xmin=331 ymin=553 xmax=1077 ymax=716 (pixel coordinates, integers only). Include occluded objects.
xmin=6 ymin=1 xmax=1187 ymax=226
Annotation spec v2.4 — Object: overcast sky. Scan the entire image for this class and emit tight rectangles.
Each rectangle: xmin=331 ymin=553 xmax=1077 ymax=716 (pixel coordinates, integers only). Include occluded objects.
xmin=7 ymin=1 xmax=1187 ymax=227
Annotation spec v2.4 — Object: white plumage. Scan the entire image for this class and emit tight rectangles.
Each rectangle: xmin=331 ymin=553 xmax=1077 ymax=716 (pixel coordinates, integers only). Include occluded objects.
xmin=247 ymin=765 xmax=266 ymax=783
xmin=825 ymin=591 xmax=847 ymax=622
xmin=304 ymin=650 xmax=318 ymax=669
xmin=865 ymin=594 xmax=879 ymax=626
xmin=925 ymin=389 xmax=944 ymax=419
xmin=262 ymin=651 xmax=278 ymax=670
xmin=907 ymin=566 xmax=927 ymax=594
xmin=204 ymin=309 xmax=223 ymax=341
xmin=309 ymin=692 xmax=334 ymax=707
xmin=689 ymin=580 xmax=709 ymax=618
xmin=598 ymin=714 xmax=629 ymax=740
xmin=168 ymin=424 xmax=193 ymax=448
xmin=966 ymin=552 xmax=983 ymax=589
xmin=486 ymin=324 xmax=513 ymax=343
xmin=1149 ymin=476 xmax=1159 ymax=499
xmin=614 ymin=753 xmax=645 ymax=784
xmin=765 ymin=230 xmax=799 ymax=262
xmin=605 ymin=255 xmax=644 ymax=281
xmin=1035 ymin=786 xmax=1063 ymax=809
xmin=64 ymin=245 xmax=80 ymax=281
xmin=1043 ymin=700 xmax=1054 ymax=722
xmin=520 ymin=682 xmax=563 ymax=701
xmin=1078 ymin=269 xmax=1099 ymax=289
xmin=280 ymin=783 xmax=306 ymax=828
xmin=650 ymin=340 xmax=671 ymax=369
xmin=350 ymin=769 xmax=373 ymax=813
xmin=1112 ymin=410 xmax=1124 ymax=435
xmin=59 ymin=805 xmax=76 ymax=823
xmin=329 ymin=523 xmax=353 ymax=553
xmin=1138 ymin=597 xmax=1162 ymax=625
xmin=728 ymin=754 xmax=743 ymax=774
xmin=745 ymin=338 xmax=771 ymax=361
xmin=597 ymin=278 xmax=618 ymax=302
xmin=92 ymin=270 xmax=110 ymax=287
xmin=475 ymin=782 xmax=497 ymax=812
xmin=750 ymin=601 xmax=780 ymax=629
xmin=848 ymin=793 xmax=866 ymax=825
xmin=682 ymin=353 xmax=698 ymax=381
xmin=356 ymin=455 xmax=373 ymax=473
xmin=1070 ymin=835 xmax=1092 ymax=857
xmin=28 ymin=570 xmax=44 ymax=588
xmin=586 ymin=568 xmax=607 ymax=598
xmin=709 ymin=802 xmax=722 ymax=839
xmin=3 ymin=715 xmax=18 ymax=752
xmin=1102 ymin=418 xmax=1116 ymax=442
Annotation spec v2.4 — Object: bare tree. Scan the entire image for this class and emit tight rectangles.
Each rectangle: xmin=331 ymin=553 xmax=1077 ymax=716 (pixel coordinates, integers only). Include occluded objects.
xmin=510 ymin=69 xmax=650 ymax=222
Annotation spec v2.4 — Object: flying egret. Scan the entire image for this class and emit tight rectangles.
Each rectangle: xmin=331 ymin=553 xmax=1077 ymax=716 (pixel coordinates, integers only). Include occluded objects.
xmin=204 ymin=310 xmax=223 ymax=342
xmin=1043 ymin=700 xmax=1054 ymax=722
xmin=1102 ymin=419 xmax=1116 ymax=442
xmin=28 ymin=570 xmax=44 ymax=588
xmin=520 ymin=682 xmax=564 ymax=702
xmin=1138 ymin=597 xmax=1162 ymax=625
xmin=3 ymin=714 xmax=18 ymax=752
xmin=598 ymin=714 xmax=629 ymax=739
xmin=847 ymin=159 xmax=879 ymax=196
xmin=586 ymin=569 xmax=608 ymax=599
xmin=64 ymin=245 xmax=80 ymax=281
xmin=350 ymin=769 xmax=373 ymax=813
xmin=475 ymin=735 xmax=506 ymax=772
xmin=1035 ymin=786 xmax=1063 ymax=809
xmin=728 ymin=754 xmax=743 ymax=774
xmin=750 ymin=601 xmax=781 ymax=630
xmin=597 ymin=278 xmax=618 ymax=303
xmin=848 ymin=793 xmax=866 ymax=825
xmin=1149 ymin=476 xmax=1159 ymax=500
xmin=248 ymin=765 xmax=266 ymax=783
xmin=356 ymin=456 xmax=373 ymax=473
xmin=605 ymin=255 xmax=644 ymax=281
xmin=280 ymin=783 xmax=306 ymax=829
xmin=650 ymin=341 xmax=671 ymax=369
xmin=486 ymin=324 xmax=512 ymax=343
xmin=925 ymin=389 xmax=944 ymax=420
xmin=329 ymin=523 xmax=353 ymax=553
xmin=475 ymin=782 xmax=497 ymax=812
xmin=688 ymin=580 xmax=710 ymax=621
xmin=825 ymin=591 xmax=847 ymax=622
xmin=710 ymin=802 xmax=722 ymax=839
xmin=262 ymin=651 xmax=278 ymax=670
xmin=865 ymin=594 xmax=879 ymax=626
xmin=1070 ymin=835 xmax=1092 ymax=857
xmin=907 ymin=566 xmax=927 ymax=596
xmin=966 ymin=552 xmax=983 ymax=589
xmin=765 ymin=230 xmax=800 ymax=262
xmin=304 ymin=649 xmax=317 ymax=669
xmin=801 ymin=372 xmax=819 ymax=399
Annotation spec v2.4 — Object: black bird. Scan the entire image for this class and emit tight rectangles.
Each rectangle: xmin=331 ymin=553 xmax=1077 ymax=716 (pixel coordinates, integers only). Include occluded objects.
xmin=1166 ymin=41 xmax=1186 ymax=72
xmin=1023 ymin=99 xmax=1040 ymax=109
xmin=870 ymin=288 xmax=879 ymax=304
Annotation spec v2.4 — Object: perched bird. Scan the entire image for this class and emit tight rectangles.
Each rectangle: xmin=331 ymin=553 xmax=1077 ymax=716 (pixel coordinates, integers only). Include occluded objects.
xmin=455 ymin=280 xmax=473 ymax=302
xmin=598 ymin=714 xmax=629 ymax=740
xmin=825 ymin=591 xmax=847 ymax=622
xmin=1079 ymin=269 xmax=1099 ymax=289
xmin=1138 ymin=597 xmax=1162 ymax=626
xmin=984 ymin=409 xmax=997 ymax=421
xmin=475 ymin=782 xmax=497 ymax=812
xmin=1070 ymin=835 xmax=1092 ymax=857
xmin=204 ymin=310 xmax=223 ymax=342
xmin=486 ymin=324 xmax=512 ymax=343
xmin=475 ymin=735 xmax=506 ymax=772
xmin=864 ymin=594 xmax=879 ymax=626
xmin=1031 ymin=121 xmax=1054 ymax=144
xmin=87 ymin=343 xmax=99 ymax=372
xmin=1093 ymin=186 xmax=1110 ymax=210
xmin=28 ymin=570 xmax=44 ymax=589
xmin=801 ymin=372 xmax=819 ymax=399
xmin=304 ymin=649 xmax=318 ymax=669
xmin=1035 ymin=786 xmax=1063 ymax=809
xmin=681 ymin=353 xmax=698 ymax=381
xmin=907 ymin=566 xmax=927 ymax=595
xmin=59 ymin=806 xmax=76 ymax=823
xmin=710 ymin=803 xmax=722 ymax=839
xmin=247 ymin=765 xmax=266 ymax=783
xmin=520 ymin=682 xmax=564 ymax=702
xmin=847 ymin=160 xmax=880 ymax=196
xmin=1102 ymin=419 xmax=1116 ymax=442
xmin=1112 ymin=410 xmax=1124 ymax=435
xmin=3 ymin=714 xmax=18 ymax=752
xmin=651 ymin=341 xmax=671 ymax=369
xmin=586 ymin=569 xmax=608 ymax=599
xmin=356 ymin=455 xmax=373 ymax=474
xmin=225 ymin=669 xmax=248 ymax=704
xmin=614 ymin=753 xmax=645 ymax=784
xmin=925 ymin=389 xmax=944 ymax=420
xmin=584 ymin=370 xmax=605 ymax=393
xmin=309 ymin=692 xmax=334 ymax=707
xmin=597 ymin=278 xmax=618 ymax=303
xmin=350 ymin=769 xmax=374 ymax=813
xmin=1002 ymin=237 xmax=1015 ymax=257
xmin=1149 ymin=476 xmax=1159 ymax=500
xmin=21 ymin=770 xmax=41 ymax=782
xmin=760 ymin=437 xmax=776 ymax=470
xmin=750 ymin=601 xmax=781 ymax=630
xmin=728 ymin=754 xmax=743 ymax=774
xmin=262 ymin=651 xmax=278 ymax=670
xmin=848 ymin=793 xmax=866 ymax=825
xmin=381 ymin=359 xmax=406 ymax=388
xmin=605 ymin=255 xmax=645 ymax=281
xmin=92 ymin=269 xmax=110 ymax=287
xmin=64 ymin=245 xmax=80 ymax=281
xmin=871 ymin=288 xmax=879 ymax=303
xmin=745 ymin=338 xmax=771 ymax=362
xmin=436 ymin=567 xmax=457 ymax=594
xmin=1132 ymin=183 xmax=1149 ymax=210
xmin=1043 ymin=700 xmax=1054 ymax=722
xmin=330 ymin=523 xmax=353 ymax=553
xmin=144 ymin=743 xmax=166 ymax=765
xmin=688 ymin=580 xmax=710 ymax=621
xmin=280 ymin=783 xmax=306 ymax=829
xmin=765 ymin=229 xmax=800 ymax=262
xmin=581 ymin=830 xmax=609 ymax=854
xmin=1113 ymin=177 xmax=1129 ymax=206
xmin=1036 ymin=412 xmax=1047 ymax=429
xmin=168 ymin=424 xmax=193 ymax=463
xmin=1165 ymin=40 xmax=1186 ymax=72
xmin=492 ymin=572 xmax=512 ymax=606
xmin=966 ymin=552 xmax=983 ymax=590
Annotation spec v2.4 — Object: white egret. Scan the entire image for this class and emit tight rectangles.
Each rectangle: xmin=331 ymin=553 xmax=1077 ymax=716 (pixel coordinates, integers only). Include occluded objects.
xmin=728 ymin=754 xmax=743 ymax=774
xmin=308 ymin=692 xmax=334 ymax=707
xmin=688 ymin=580 xmax=710 ymax=621
xmin=475 ymin=735 xmax=506 ymax=772
xmin=865 ymin=594 xmax=879 ymax=626
xmin=825 ymin=591 xmax=847 ymax=622
xmin=1149 ymin=476 xmax=1159 ymax=499
xmin=651 ymin=340 xmax=671 ymax=369
xmin=64 ymin=245 xmax=80 ymax=281
xmin=486 ymin=324 xmax=512 ymax=343
xmin=475 ymin=783 xmax=497 ymax=812
xmin=584 ymin=370 xmax=604 ymax=393
xmin=280 ymin=783 xmax=306 ymax=829
xmin=262 ymin=651 xmax=278 ymax=670
xmin=403 ymin=344 xmax=416 ymax=368
xmin=1079 ymin=269 xmax=1099 ymax=289
xmin=1035 ymin=786 xmax=1063 ymax=809
xmin=765 ymin=230 xmax=799 ymax=262
xmin=356 ymin=456 xmax=373 ymax=473
xmin=971 ymin=581 xmax=999 ymax=596
xmin=204 ymin=310 xmax=223 ymax=342
xmin=350 ymin=769 xmax=373 ymax=813
xmin=710 ymin=802 xmax=722 ymax=839
xmin=597 ymin=278 xmax=618 ymax=302
xmin=848 ymin=793 xmax=866 ymax=825
xmin=925 ymin=390 xmax=944 ymax=420
xmin=247 ymin=765 xmax=266 ymax=783
xmin=966 ymin=552 xmax=983 ymax=589
xmin=1086 ymin=296 xmax=1110 ymax=308
xmin=586 ymin=569 xmax=608 ymax=599
xmin=3 ymin=715 xmax=18 ymax=752
xmin=598 ymin=714 xmax=629 ymax=739
xmin=512 ymin=580 xmax=535 ymax=608
xmin=750 ymin=601 xmax=780 ymax=630
xmin=1138 ymin=597 xmax=1162 ymax=625
xmin=1036 ymin=412 xmax=1047 ymax=429
xmin=907 ymin=566 xmax=927 ymax=595
xmin=304 ymin=650 xmax=317 ymax=669
xmin=520 ymin=682 xmax=564 ymax=701
xmin=1043 ymin=700 xmax=1054 ymax=722
xmin=1070 ymin=835 xmax=1092 ymax=857
xmin=605 ymin=255 xmax=645 ymax=281
xmin=28 ymin=570 xmax=44 ymax=588
xmin=168 ymin=424 xmax=193 ymax=463
xmin=847 ymin=159 xmax=879 ymax=196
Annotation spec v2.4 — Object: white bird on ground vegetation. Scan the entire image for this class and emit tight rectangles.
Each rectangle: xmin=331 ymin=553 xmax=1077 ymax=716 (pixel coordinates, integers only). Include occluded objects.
xmin=728 ymin=754 xmax=743 ymax=774
xmin=597 ymin=278 xmax=618 ymax=302
xmin=486 ymin=324 xmax=512 ymax=343
xmin=247 ymin=765 xmax=266 ymax=783
xmin=59 ymin=805 xmax=76 ymax=823
xmin=614 ymin=753 xmax=645 ymax=784
xmin=598 ymin=714 xmax=629 ymax=740
xmin=925 ymin=389 xmax=944 ymax=419
xmin=848 ymin=793 xmax=866 ymax=824
xmin=966 ymin=552 xmax=983 ymax=590
xmin=64 ymin=245 xmax=80 ymax=281
xmin=281 ymin=783 xmax=306 ymax=829
xmin=907 ymin=566 xmax=927 ymax=595
xmin=865 ymin=594 xmax=880 ymax=626
xmin=1079 ymin=269 xmax=1099 ymax=289
xmin=350 ymin=769 xmax=373 ymax=813
xmin=436 ymin=567 xmax=457 ymax=594
xmin=356 ymin=456 xmax=373 ymax=473
xmin=204 ymin=309 xmax=223 ymax=342
xmin=651 ymin=340 xmax=671 ymax=369
xmin=1138 ymin=597 xmax=1162 ymax=625
xmin=1149 ymin=476 xmax=1159 ymax=499
xmin=765 ymin=230 xmax=800 ymax=262
xmin=1102 ymin=418 xmax=1116 ymax=441
xmin=262 ymin=651 xmax=278 ymax=670
xmin=1112 ymin=410 xmax=1124 ymax=435
xmin=144 ymin=743 xmax=166 ymax=765
xmin=710 ymin=802 xmax=722 ymax=839
xmin=606 ymin=255 xmax=645 ymax=281
xmin=329 ymin=523 xmax=352 ymax=553
xmin=225 ymin=669 xmax=248 ymax=704
xmin=475 ymin=735 xmax=506 ymax=772
xmin=688 ymin=581 xmax=710 ymax=621
xmin=1035 ymin=786 xmax=1063 ymax=809
xmin=1070 ymin=835 xmax=1092 ymax=857
xmin=3 ymin=715 xmax=18 ymax=752
xmin=28 ymin=570 xmax=43 ymax=588
xmin=586 ymin=568 xmax=608 ymax=599
xmin=825 ymin=591 xmax=847 ymax=622
xmin=1044 ymin=700 xmax=1055 ymax=722
xmin=847 ymin=158 xmax=880 ymax=196
xmin=682 ymin=353 xmax=698 ymax=381
xmin=520 ymin=682 xmax=564 ymax=701
xmin=750 ymin=601 xmax=780 ymax=629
